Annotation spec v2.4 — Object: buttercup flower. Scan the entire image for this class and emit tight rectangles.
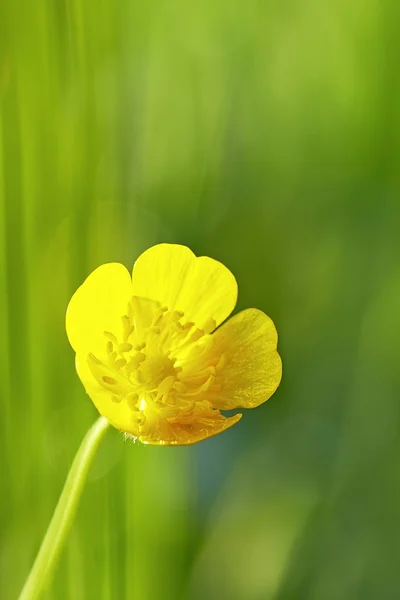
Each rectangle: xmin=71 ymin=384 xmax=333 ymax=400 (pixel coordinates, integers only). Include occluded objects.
xmin=66 ymin=244 xmax=282 ymax=445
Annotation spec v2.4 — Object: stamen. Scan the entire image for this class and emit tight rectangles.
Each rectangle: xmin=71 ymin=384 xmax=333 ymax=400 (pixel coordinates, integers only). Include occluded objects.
xmin=118 ymin=343 xmax=133 ymax=353
xmin=93 ymin=297 xmax=228 ymax=433
xmin=157 ymin=375 xmax=176 ymax=396
xmin=148 ymin=326 xmax=161 ymax=335
xmin=178 ymin=399 xmax=196 ymax=412
xmin=159 ymin=406 xmax=180 ymax=418
xmin=173 ymin=382 xmax=187 ymax=393
xmin=183 ymin=366 xmax=216 ymax=384
xmin=216 ymin=353 xmax=227 ymax=371
xmin=134 ymin=342 xmax=146 ymax=351
xmin=114 ymin=358 xmax=127 ymax=369
xmin=104 ymin=331 xmax=118 ymax=344
xmin=125 ymin=356 xmax=141 ymax=375
xmin=153 ymin=400 xmax=166 ymax=411
xmin=122 ymin=315 xmax=134 ymax=341
xmin=170 ymin=310 xmax=184 ymax=322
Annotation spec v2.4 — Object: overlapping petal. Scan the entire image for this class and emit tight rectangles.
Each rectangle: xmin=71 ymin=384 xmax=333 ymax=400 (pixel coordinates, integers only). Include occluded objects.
xmin=139 ymin=411 xmax=242 ymax=446
xmin=211 ymin=308 xmax=282 ymax=409
xmin=75 ymin=354 xmax=139 ymax=436
xmin=131 ymin=244 xmax=237 ymax=331
xmin=66 ymin=263 xmax=132 ymax=356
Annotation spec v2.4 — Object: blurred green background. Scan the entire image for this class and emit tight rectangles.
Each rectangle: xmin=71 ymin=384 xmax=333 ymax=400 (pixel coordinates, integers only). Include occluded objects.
xmin=1 ymin=1 xmax=400 ymax=598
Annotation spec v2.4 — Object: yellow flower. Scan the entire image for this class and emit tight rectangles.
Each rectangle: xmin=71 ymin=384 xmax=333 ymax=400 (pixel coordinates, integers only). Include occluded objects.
xmin=66 ymin=244 xmax=282 ymax=445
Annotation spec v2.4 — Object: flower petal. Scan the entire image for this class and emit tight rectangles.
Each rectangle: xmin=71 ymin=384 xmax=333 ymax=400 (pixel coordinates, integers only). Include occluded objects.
xmin=211 ymin=308 xmax=282 ymax=409
xmin=75 ymin=354 xmax=139 ymax=436
xmin=132 ymin=244 xmax=237 ymax=330
xmin=139 ymin=411 xmax=242 ymax=446
xmin=66 ymin=263 xmax=132 ymax=355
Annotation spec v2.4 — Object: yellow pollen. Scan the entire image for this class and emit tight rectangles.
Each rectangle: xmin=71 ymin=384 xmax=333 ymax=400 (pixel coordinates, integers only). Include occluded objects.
xmin=87 ymin=296 xmax=224 ymax=435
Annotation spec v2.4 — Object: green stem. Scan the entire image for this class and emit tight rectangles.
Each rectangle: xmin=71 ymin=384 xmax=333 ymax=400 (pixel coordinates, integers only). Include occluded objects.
xmin=18 ymin=416 xmax=110 ymax=600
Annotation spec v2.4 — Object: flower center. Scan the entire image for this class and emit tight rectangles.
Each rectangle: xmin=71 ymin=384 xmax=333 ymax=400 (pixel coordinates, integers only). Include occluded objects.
xmin=87 ymin=296 xmax=225 ymax=437
xmin=139 ymin=354 xmax=176 ymax=390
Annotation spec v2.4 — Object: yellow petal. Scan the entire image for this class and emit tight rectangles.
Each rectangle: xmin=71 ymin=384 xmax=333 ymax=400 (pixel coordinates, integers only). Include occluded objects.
xmin=139 ymin=411 xmax=242 ymax=446
xmin=75 ymin=354 xmax=139 ymax=436
xmin=66 ymin=263 xmax=132 ymax=355
xmin=211 ymin=308 xmax=282 ymax=409
xmin=132 ymin=244 xmax=237 ymax=330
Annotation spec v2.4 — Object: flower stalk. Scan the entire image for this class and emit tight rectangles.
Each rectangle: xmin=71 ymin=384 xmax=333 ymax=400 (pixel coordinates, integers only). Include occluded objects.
xmin=18 ymin=416 xmax=110 ymax=600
